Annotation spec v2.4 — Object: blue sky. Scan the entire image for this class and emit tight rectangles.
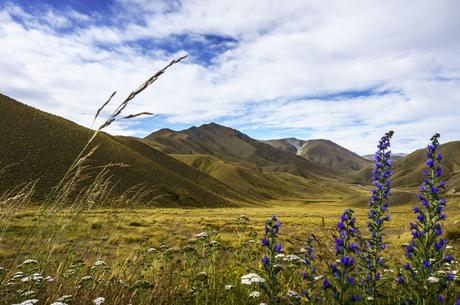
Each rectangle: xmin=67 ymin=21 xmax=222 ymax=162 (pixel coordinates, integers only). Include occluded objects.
xmin=1 ymin=0 xmax=460 ymax=154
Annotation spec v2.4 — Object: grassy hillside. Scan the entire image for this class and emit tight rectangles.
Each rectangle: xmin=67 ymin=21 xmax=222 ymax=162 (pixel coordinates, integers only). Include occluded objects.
xmin=349 ymin=141 xmax=460 ymax=195
xmin=0 ymin=93 xmax=250 ymax=207
xmin=262 ymin=138 xmax=372 ymax=173
xmin=172 ymin=153 xmax=352 ymax=200
xmin=392 ymin=141 xmax=460 ymax=192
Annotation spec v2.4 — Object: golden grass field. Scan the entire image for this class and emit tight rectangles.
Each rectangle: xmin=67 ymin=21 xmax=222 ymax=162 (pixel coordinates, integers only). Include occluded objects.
xmin=2 ymin=197 xmax=459 ymax=265
xmin=0 ymin=194 xmax=459 ymax=304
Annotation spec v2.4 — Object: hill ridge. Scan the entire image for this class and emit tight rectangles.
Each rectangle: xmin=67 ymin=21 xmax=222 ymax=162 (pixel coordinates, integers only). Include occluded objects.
xmin=0 ymin=93 xmax=249 ymax=207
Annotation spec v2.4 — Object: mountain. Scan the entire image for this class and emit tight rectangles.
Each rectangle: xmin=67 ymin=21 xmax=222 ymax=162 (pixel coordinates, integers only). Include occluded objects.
xmin=363 ymin=153 xmax=407 ymax=162
xmin=262 ymin=138 xmax=372 ymax=173
xmin=146 ymin=123 xmax=340 ymax=179
xmin=260 ymin=138 xmax=306 ymax=155
xmin=0 ymin=93 xmax=250 ymax=207
xmin=145 ymin=124 xmax=353 ymax=200
xmin=391 ymin=141 xmax=460 ymax=193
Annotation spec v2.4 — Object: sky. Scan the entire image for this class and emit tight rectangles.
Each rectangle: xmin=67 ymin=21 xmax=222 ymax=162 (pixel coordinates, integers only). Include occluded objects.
xmin=1 ymin=0 xmax=459 ymax=154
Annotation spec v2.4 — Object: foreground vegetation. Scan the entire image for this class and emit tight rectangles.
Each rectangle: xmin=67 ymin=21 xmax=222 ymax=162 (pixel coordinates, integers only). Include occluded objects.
xmin=0 ymin=197 xmax=458 ymax=304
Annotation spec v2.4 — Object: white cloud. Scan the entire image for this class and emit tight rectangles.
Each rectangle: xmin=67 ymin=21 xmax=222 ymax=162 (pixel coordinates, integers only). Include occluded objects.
xmin=0 ymin=0 xmax=459 ymax=154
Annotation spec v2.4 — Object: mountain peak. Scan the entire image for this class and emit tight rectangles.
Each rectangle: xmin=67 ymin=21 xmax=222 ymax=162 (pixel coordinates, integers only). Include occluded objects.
xmin=198 ymin=122 xmax=227 ymax=129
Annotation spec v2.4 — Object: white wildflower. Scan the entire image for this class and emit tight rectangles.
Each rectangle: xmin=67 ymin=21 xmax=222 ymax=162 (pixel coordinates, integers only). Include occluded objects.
xmin=22 ymin=291 xmax=36 ymax=297
xmin=367 ymin=296 xmax=375 ymax=301
xmin=57 ymin=295 xmax=72 ymax=302
xmin=287 ymin=290 xmax=299 ymax=297
xmin=427 ymin=276 xmax=440 ymax=283
xmin=209 ymin=240 xmax=220 ymax=246
xmin=283 ymin=254 xmax=301 ymax=262
xmin=12 ymin=272 xmax=24 ymax=280
xmin=45 ymin=276 xmax=55 ymax=282
xmin=63 ymin=269 xmax=76 ymax=276
xmin=383 ymin=269 xmax=394 ymax=273
xmin=314 ymin=275 xmax=324 ymax=281
xmin=249 ymin=291 xmax=261 ymax=298
xmin=241 ymin=273 xmax=265 ymax=284
xmin=22 ymin=259 xmax=38 ymax=265
xmin=224 ymin=284 xmax=233 ymax=290
xmin=21 ymin=273 xmax=42 ymax=282
xmin=13 ymin=299 xmax=39 ymax=305
xmin=93 ymin=297 xmax=105 ymax=305
xmin=195 ymin=232 xmax=208 ymax=239
xmin=446 ymin=245 xmax=454 ymax=249
xmin=80 ymin=275 xmax=92 ymax=282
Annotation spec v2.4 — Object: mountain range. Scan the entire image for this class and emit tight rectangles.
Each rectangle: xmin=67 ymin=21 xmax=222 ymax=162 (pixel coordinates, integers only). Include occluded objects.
xmin=1 ymin=93 xmax=459 ymax=207
xmin=261 ymin=138 xmax=372 ymax=173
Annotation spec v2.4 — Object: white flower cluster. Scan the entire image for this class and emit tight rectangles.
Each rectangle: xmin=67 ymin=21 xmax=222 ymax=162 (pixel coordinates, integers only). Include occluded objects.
xmin=282 ymin=254 xmax=302 ymax=262
xmin=12 ymin=299 xmax=38 ymax=305
xmin=195 ymin=232 xmax=208 ymax=239
xmin=209 ymin=240 xmax=220 ymax=247
xmin=21 ymin=273 xmax=42 ymax=283
xmin=22 ymin=259 xmax=38 ymax=265
xmin=56 ymin=295 xmax=72 ymax=303
xmin=93 ymin=297 xmax=105 ymax=305
xmin=241 ymin=273 xmax=265 ymax=284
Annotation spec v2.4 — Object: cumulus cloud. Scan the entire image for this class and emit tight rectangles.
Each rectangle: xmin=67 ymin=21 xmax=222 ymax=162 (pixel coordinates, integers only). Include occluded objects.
xmin=0 ymin=0 xmax=459 ymax=154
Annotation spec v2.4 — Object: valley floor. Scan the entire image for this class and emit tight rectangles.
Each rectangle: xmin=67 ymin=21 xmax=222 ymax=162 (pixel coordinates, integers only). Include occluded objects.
xmin=0 ymin=199 xmax=459 ymax=304
xmin=2 ymin=199 xmax=459 ymax=264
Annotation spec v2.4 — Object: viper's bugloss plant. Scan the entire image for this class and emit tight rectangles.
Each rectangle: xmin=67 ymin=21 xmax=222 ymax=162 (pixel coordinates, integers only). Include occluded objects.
xmin=402 ymin=134 xmax=457 ymax=304
xmin=324 ymin=209 xmax=361 ymax=304
xmin=361 ymin=131 xmax=393 ymax=301
xmin=260 ymin=214 xmax=283 ymax=304
xmin=301 ymin=236 xmax=318 ymax=303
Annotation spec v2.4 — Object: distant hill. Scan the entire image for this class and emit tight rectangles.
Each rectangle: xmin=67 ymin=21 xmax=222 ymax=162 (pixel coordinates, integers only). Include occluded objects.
xmin=262 ymin=138 xmax=372 ymax=173
xmin=363 ymin=153 xmax=407 ymax=162
xmin=350 ymin=142 xmax=460 ymax=195
xmin=0 ymin=93 xmax=249 ymax=207
xmin=146 ymin=123 xmax=341 ymax=180
xmin=391 ymin=141 xmax=460 ymax=193
xmin=145 ymin=124 xmax=353 ymax=200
